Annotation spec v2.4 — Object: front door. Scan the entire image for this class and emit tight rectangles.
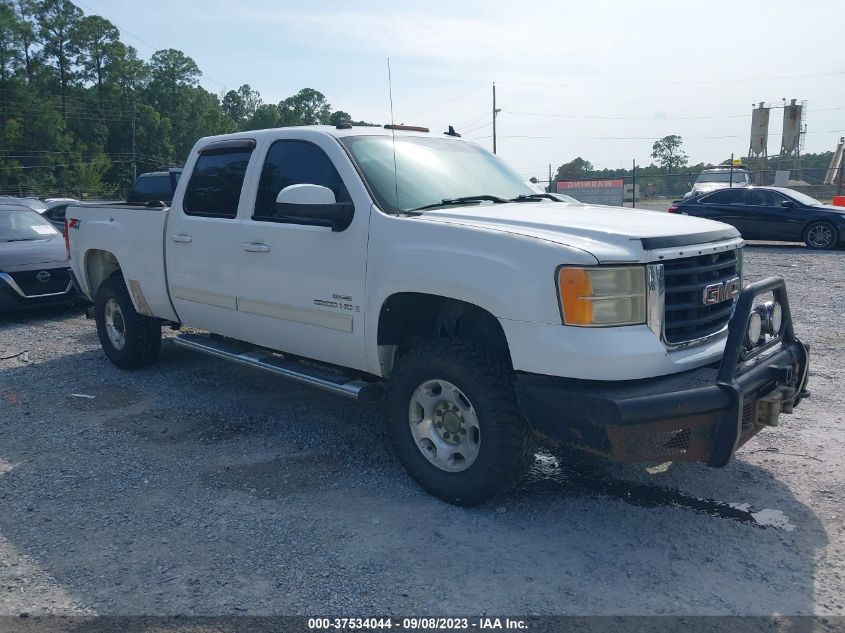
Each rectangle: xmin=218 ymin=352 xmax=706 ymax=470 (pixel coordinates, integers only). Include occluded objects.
xmin=165 ymin=141 xmax=256 ymax=337
xmin=746 ymin=189 xmax=802 ymax=241
xmin=235 ymin=134 xmax=372 ymax=372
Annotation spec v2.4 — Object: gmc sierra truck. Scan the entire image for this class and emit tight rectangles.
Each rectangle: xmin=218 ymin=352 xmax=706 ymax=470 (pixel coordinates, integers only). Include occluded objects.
xmin=66 ymin=125 xmax=809 ymax=505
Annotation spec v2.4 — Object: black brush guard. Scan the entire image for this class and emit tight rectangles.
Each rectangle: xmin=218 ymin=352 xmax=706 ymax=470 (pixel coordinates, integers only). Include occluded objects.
xmin=516 ymin=277 xmax=810 ymax=466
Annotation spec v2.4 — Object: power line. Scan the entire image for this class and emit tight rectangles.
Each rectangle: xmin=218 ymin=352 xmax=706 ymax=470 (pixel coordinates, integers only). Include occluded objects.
xmin=404 ymin=83 xmax=488 ymax=120
xmin=497 ymin=69 xmax=845 ymax=88
xmin=462 ymin=120 xmax=493 ymax=135
xmin=498 ymin=129 xmax=845 ymax=141
xmin=453 ymin=110 xmax=492 ymax=130
xmin=500 ymin=104 xmax=845 ymax=121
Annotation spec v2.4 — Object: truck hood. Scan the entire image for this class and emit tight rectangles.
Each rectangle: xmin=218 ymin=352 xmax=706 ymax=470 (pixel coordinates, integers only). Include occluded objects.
xmin=0 ymin=236 xmax=68 ymax=268
xmin=417 ymin=202 xmax=740 ymax=263
xmin=690 ymin=182 xmax=747 ymax=194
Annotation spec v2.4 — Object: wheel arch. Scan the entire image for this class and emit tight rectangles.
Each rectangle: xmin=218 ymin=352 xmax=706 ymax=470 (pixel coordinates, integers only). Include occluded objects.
xmin=84 ymin=249 xmax=122 ymax=299
xmin=375 ymin=292 xmax=511 ymax=377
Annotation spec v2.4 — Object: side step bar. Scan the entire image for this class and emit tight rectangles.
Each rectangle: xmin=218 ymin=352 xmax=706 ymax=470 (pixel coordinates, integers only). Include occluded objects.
xmin=172 ymin=333 xmax=384 ymax=402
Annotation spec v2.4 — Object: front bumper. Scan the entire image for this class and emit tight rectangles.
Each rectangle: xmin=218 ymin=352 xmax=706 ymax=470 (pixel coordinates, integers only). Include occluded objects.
xmin=0 ymin=268 xmax=79 ymax=312
xmin=516 ymin=277 xmax=809 ymax=466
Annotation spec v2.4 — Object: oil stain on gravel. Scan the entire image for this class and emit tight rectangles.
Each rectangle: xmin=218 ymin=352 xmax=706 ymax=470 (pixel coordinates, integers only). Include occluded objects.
xmin=202 ymin=454 xmax=344 ymax=499
xmin=521 ymin=452 xmax=762 ymax=527
xmin=103 ymin=408 xmax=253 ymax=444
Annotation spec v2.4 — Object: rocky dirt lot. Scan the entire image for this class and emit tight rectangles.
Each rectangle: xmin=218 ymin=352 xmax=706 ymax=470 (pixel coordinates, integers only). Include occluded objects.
xmin=0 ymin=243 xmax=843 ymax=617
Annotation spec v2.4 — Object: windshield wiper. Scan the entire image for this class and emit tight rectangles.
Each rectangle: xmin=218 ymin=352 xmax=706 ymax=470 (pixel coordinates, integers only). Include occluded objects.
xmin=510 ymin=193 xmax=561 ymax=202
xmin=410 ymin=195 xmax=509 ymax=212
xmin=1 ymin=238 xmax=38 ymax=242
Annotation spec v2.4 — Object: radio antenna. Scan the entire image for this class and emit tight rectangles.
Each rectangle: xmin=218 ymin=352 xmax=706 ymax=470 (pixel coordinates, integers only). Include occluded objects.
xmin=387 ymin=57 xmax=399 ymax=208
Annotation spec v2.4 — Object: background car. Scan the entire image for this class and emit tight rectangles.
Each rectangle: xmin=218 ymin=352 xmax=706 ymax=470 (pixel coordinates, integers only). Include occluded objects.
xmin=0 ymin=196 xmax=48 ymax=213
xmin=0 ymin=204 xmax=78 ymax=311
xmin=127 ymin=167 xmax=183 ymax=205
xmin=669 ymin=186 xmax=844 ymax=249
xmin=684 ymin=167 xmax=751 ymax=199
xmin=42 ymin=198 xmax=80 ymax=233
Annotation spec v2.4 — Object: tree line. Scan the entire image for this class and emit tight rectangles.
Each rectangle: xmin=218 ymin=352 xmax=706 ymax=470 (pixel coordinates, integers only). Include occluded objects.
xmin=0 ymin=0 xmax=372 ymax=198
xmin=548 ymin=135 xmax=835 ymax=196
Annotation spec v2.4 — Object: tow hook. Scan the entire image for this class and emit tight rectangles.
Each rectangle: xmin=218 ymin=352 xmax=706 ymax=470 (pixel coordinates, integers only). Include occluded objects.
xmin=756 ymin=385 xmax=797 ymax=426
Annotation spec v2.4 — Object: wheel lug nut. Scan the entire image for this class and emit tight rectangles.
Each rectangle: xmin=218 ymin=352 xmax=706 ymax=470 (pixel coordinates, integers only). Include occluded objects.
xmin=435 ymin=421 xmax=442 ymax=428
xmin=459 ymin=428 xmax=466 ymax=435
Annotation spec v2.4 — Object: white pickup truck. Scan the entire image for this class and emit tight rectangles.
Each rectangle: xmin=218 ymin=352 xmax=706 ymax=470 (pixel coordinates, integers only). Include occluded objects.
xmin=66 ymin=124 xmax=809 ymax=505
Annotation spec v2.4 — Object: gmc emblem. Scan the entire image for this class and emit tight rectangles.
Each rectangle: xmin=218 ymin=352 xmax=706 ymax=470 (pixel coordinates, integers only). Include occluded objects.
xmin=702 ymin=277 xmax=741 ymax=305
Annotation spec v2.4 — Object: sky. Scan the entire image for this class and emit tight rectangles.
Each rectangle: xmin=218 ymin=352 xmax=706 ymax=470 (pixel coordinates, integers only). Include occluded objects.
xmin=78 ymin=0 xmax=845 ymax=180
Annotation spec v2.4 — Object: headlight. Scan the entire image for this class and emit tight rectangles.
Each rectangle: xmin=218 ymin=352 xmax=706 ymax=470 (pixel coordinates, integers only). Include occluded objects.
xmin=759 ymin=300 xmax=783 ymax=336
xmin=745 ymin=311 xmax=763 ymax=348
xmin=557 ymin=266 xmax=646 ymax=326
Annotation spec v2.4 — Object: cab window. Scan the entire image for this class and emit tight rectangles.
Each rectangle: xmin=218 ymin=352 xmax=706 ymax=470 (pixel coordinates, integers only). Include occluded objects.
xmin=253 ymin=140 xmax=350 ymax=221
xmin=183 ymin=150 xmax=252 ymax=218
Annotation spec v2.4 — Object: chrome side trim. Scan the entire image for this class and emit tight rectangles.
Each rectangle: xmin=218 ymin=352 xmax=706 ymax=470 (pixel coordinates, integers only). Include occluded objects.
xmin=0 ymin=272 xmax=73 ymax=299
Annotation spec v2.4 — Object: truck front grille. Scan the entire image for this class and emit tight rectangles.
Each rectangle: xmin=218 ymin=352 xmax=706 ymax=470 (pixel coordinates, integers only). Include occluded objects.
xmin=8 ymin=268 xmax=71 ymax=296
xmin=663 ymin=250 xmax=739 ymax=345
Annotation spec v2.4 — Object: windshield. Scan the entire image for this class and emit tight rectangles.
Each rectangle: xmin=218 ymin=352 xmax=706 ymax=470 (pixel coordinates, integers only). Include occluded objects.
xmin=340 ymin=135 xmax=533 ymax=213
xmin=782 ymin=189 xmax=822 ymax=206
xmin=697 ymin=172 xmax=750 ymax=183
xmin=0 ymin=207 xmax=60 ymax=241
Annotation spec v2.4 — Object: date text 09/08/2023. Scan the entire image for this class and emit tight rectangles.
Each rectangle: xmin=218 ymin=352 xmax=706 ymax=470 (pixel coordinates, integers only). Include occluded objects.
xmin=307 ymin=617 xmax=528 ymax=630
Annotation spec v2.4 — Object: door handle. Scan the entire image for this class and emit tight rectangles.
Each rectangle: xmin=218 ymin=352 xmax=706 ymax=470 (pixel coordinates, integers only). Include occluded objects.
xmin=171 ymin=234 xmax=192 ymax=243
xmin=242 ymin=242 xmax=271 ymax=253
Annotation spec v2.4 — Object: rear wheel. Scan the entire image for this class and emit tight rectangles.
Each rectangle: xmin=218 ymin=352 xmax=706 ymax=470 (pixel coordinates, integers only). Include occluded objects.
xmin=94 ymin=277 xmax=161 ymax=368
xmin=387 ymin=340 xmax=534 ymax=506
xmin=804 ymin=221 xmax=837 ymax=249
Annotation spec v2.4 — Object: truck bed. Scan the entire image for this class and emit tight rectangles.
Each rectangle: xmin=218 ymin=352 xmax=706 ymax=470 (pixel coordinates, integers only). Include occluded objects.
xmin=67 ymin=204 xmax=178 ymax=322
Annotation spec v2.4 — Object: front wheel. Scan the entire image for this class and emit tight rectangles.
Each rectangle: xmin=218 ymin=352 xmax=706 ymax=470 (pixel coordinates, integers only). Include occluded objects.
xmin=387 ymin=340 xmax=534 ymax=506
xmin=804 ymin=221 xmax=837 ymax=249
xmin=94 ymin=277 xmax=161 ymax=369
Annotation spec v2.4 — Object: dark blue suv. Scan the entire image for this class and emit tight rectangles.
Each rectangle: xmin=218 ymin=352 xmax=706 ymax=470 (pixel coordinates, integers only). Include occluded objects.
xmin=669 ymin=186 xmax=845 ymax=249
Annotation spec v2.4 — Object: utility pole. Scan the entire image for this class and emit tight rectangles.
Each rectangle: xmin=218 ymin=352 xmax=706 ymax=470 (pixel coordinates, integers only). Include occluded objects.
xmin=131 ymin=101 xmax=137 ymax=182
xmin=548 ymin=164 xmax=553 ymax=192
xmin=729 ymin=152 xmax=734 ymax=186
xmin=632 ymin=159 xmax=637 ymax=208
xmin=492 ymin=82 xmax=502 ymax=154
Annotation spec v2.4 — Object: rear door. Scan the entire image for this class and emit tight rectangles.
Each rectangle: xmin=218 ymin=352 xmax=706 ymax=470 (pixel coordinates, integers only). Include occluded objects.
xmin=165 ymin=139 xmax=256 ymax=337
xmin=235 ymin=133 xmax=372 ymax=372
xmin=698 ymin=189 xmax=751 ymax=234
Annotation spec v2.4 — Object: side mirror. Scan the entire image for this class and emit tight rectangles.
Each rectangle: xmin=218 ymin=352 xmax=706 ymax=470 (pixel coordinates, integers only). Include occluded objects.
xmin=780 ymin=199 xmax=795 ymax=208
xmin=275 ymin=184 xmax=354 ymax=232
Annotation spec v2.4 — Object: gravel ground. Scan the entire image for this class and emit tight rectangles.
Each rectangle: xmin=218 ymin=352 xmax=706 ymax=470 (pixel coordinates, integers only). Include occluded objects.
xmin=0 ymin=243 xmax=843 ymax=617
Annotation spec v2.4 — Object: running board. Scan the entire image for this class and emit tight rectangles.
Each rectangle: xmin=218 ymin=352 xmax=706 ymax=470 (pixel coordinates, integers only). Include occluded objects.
xmin=172 ymin=333 xmax=384 ymax=402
